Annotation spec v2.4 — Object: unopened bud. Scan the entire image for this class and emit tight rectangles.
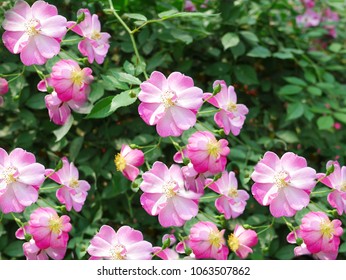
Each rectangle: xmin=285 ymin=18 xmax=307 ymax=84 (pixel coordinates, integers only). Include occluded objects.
xmin=213 ymin=83 xmax=222 ymax=95
xmin=47 ymin=86 xmax=54 ymax=94
xmin=76 ymin=12 xmax=85 ymax=24
xmin=162 ymin=238 xmax=171 ymax=249
xmin=182 ymin=157 xmax=190 ymax=166
xmin=296 ymin=238 xmax=303 ymax=246
xmin=129 ymin=91 xmax=137 ymax=98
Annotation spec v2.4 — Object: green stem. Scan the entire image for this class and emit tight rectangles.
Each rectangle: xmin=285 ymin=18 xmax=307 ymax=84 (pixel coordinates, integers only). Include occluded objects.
xmin=197 ymin=109 xmax=220 ymax=116
xmin=257 ymin=217 xmax=275 ymax=235
xmin=6 ymin=66 xmax=26 ymax=83
xmin=108 ymin=0 xmax=148 ymax=79
xmin=131 ymin=18 xmax=165 ymax=34
xmin=11 ymin=213 xmax=24 ymax=228
xmin=40 ymin=184 xmax=61 ymax=191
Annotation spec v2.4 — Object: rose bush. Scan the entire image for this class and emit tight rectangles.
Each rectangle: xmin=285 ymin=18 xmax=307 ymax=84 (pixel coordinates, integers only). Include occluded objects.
xmin=0 ymin=0 xmax=346 ymax=260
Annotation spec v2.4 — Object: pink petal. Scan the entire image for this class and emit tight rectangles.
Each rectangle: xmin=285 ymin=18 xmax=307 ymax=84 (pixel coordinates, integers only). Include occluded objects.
xmin=18 ymin=163 xmax=45 ymax=186
xmin=167 ymin=72 xmax=194 ymax=92
xmin=9 ymin=148 xmax=36 ymax=169
xmin=175 ymin=87 xmax=203 ymax=110
xmin=158 ymin=200 xmax=185 ymax=227
xmin=172 ymin=196 xmax=198 ymax=220
xmin=20 ymin=38 xmax=46 ymax=65
xmin=12 ymin=182 xmax=38 ymax=206
xmin=284 ymin=187 xmax=310 ymax=210
xmin=31 ymin=1 xmax=58 ymax=21
xmin=40 ymin=15 xmax=67 ymax=39
xmin=138 ymin=102 xmax=165 ymax=125
xmin=117 ymin=226 xmax=144 ymax=247
xmin=269 ymin=191 xmax=296 ymax=217
xmin=0 ymin=185 xmax=25 ymax=213
xmin=281 ymin=152 xmax=308 ymax=172
xmin=251 ymin=182 xmax=278 ymax=205
xmin=138 ymin=82 xmax=163 ymax=103
xmin=147 ymin=71 xmax=168 ymax=91
xmin=327 ymin=191 xmax=345 ymax=215
xmin=126 ymin=241 xmax=153 ymax=260
xmin=156 ymin=110 xmax=182 ymax=137
xmin=170 ymin=106 xmax=197 ymax=131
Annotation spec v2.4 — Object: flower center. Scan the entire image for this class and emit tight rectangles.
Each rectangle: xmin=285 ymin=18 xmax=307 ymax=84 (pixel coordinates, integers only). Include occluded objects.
xmin=162 ymin=180 xmax=177 ymax=198
xmin=114 ymin=153 xmax=126 ymax=172
xmin=110 ymin=244 xmax=126 ymax=260
xmin=24 ymin=18 xmax=40 ymax=36
xmin=320 ymin=221 xmax=334 ymax=239
xmin=48 ymin=217 xmax=63 ymax=234
xmin=208 ymin=231 xmax=222 ymax=248
xmin=71 ymin=70 xmax=84 ymax=86
xmin=91 ymin=31 xmax=102 ymax=40
xmin=1 ymin=166 xmax=18 ymax=184
xmin=227 ymin=233 xmax=239 ymax=252
xmin=228 ymin=188 xmax=238 ymax=198
xmin=69 ymin=178 xmax=79 ymax=188
xmin=227 ymin=102 xmax=237 ymax=112
xmin=274 ymin=170 xmax=290 ymax=189
xmin=207 ymin=139 xmax=221 ymax=158
xmin=161 ymin=89 xmax=176 ymax=109
xmin=340 ymin=182 xmax=346 ymax=192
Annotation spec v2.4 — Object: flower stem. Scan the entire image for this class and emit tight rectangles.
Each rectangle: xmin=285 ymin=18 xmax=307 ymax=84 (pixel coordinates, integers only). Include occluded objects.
xmin=108 ymin=0 xmax=148 ymax=79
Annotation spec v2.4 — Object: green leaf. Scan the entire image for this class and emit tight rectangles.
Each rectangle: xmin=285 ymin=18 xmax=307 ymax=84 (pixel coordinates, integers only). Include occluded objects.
xmin=247 ymin=46 xmax=271 ymax=58
xmin=275 ymin=245 xmax=295 ymax=260
xmin=221 ymin=32 xmax=240 ymax=50
xmin=101 ymin=74 xmax=129 ymax=91
xmin=53 ymin=116 xmax=74 ymax=142
xmin=234 ymin=65 xmax=258 ymax=85
xmin=334 ymin=112 xmax=346 ymax=124
xmin=284 ymin=77 xmax=307 ymax=87
xmin=69 ymin=137 xmax=84 ymax=162
xmin=86 ymin=92 xmax=137 ymax=119
xmin=328 ymin=42 xmax=342 ymax=53
xmin=317 ymin=116 xmax=334 ymax=130
xmin=112 ymin=72 xmax=142 ymax=85
xmin=171 ymin=29 xmax=193 ymax=44
xmin=124 ymin=13 xmax=147 ymax=21
xmin=276 ymin=130 xmax=299 ymax=143
xmin=286 ymin=102 xmax=304 ymax=121
xmin=278 ymin=85 xmax=303 ymax=95
xmin=4 ymin=241 xmax=24 ymax=258
xmin=272 ymin=51 xmax=294 ymax=59
xmin=307 ymin=86 xmax=322 ymax=96
xmin=25 ymin=93 xmax=46 ymax=109
xmin=158 ymin=9 xmax=179 ymax=18
xmin=239 ymin=31 xmax=258 ymax=44
xmin=89 ymin=82 xmax=105 ymax=103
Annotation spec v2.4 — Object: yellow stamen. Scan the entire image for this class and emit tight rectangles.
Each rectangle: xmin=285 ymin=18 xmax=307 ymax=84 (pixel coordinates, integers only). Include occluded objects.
xmin=207 ymin=140 xmax=221 ymax=158
xmin=228 ymin=188 xmax=238 ymax=198
xmin=91 ymin=31 xmax=102 ymax=40
xmin=227 ymin=233 xmax=239 ymax=252
xmin=1 ymin=167 xmax=17 ymax=184
xmin=227 ymin=102 xmax=237 ymax=112
xmin=48 ymin=218 xmax=63 ymax=234
xmin=69 ymin=178 xmax=79 ymax=188
xmin=163 ymin=180 xmax=177 ymax=198
xmin=161 ymin=90 xmax=176 ymax=108
xmin=114 ymin=153 xmax=126 ymax=172
xmin=25 ymin=19 xmax=39 ymax=36
xmin=110 ymin=244 xmax=126 ymax=260
xmin=320 ymin=221 xmax=334 ymax=239
xmin=71 ymin=70 xmax=84 ymax=86
xmin=274 ymin=170 xmax=290 ymax=189
xmin=209 ymin=231 xmax=222 ymax=248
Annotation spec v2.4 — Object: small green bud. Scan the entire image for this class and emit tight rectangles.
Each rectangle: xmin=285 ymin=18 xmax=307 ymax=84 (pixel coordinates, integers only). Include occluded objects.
xmin=129 ymin=91 xmax=137 ymax=98
xmin=76 ymin=12 xmax=85 ymax=24
xmin=213 ymin=83 xmax=222 ymax=95
xmin=184 ymin=247 xmax=192 ymax=255
xmin=325 ymin=163 xmax=335 ymax=176
xmin=129 ymin=144 xmax=138 ymax=149
xmin=47 ymin=86 xmax=54 ymax=94
xmin=296 ymin=237 xmax=303 ymax=246
xmin=162 ymin=238 xmax=171 ymax=250
xmin=54 ymin=159 xmax=63 ymax=172
xmin=182 ymin=157 xmax=190 ymax=166
xmin=243 ymin=224 xmax=253 ymax=229
xmin=24 ymin=233 xmax=32 ymax=242
xmin=213 ymin=173 xmax=222 ymax=181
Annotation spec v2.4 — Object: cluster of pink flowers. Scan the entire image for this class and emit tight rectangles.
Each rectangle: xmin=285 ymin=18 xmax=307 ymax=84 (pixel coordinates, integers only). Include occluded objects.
xmin=296 ymin=1 xmax=339 ymax=38
xmin=287 ymin=211 xmax=343 ymax=260
xmin=1 ymin=1 xmax=110 ymax=125
xmin=2 ymin=1 xmax=110 ymax=66
xmin=16 ymin=207 xmax=72 ymax=260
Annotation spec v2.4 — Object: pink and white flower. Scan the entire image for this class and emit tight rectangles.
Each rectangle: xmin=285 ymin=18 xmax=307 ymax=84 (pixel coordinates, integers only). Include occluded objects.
xmin=322 ymin=8 xmax=339 ymax=38
xmin=28 ymin=207 xmax=72 ymax=249
xmin=67 ymin=9 xmax=110 ymax=64
xmin=87 ymin=225 xmax=153 ymax=260
xmin=0 ymin=78 xmax=9 ymax=95
xmin=16 ymin=227 xmax=66 ymax=260
xmin=228 ymin=224 xmax=258 ymax=259
xmin=2 ymin=0 xmax=67 ymax=65
xmin=301 ymin=0 xmax=315 ymax=9
xmin=204 ymin=80 xmax=249 ymax=136
xmin=38 ymin=79 xmax=91 ymax=126
xmin=186 ymin=131 xmax=230 ymax=174
xmin=287 ymin=229 xmax=338 ymax=260
xmin=189 ymin=221 xmax=229 ymax=260
xmin=114 ymin=144 xmax=145 ymax=182
xmin=138 ymin=71 xmax=203 ymax=137
xmin=50 ymin=59 xmax=93 ymax=102
xmin=45 ymin=157 xmax=90 ymax=212
xmin=296 ymin=9 xmax=321 ymax=28
xmin=153 ymin=247 xmax=179 ymax=260
xmin=251 ymin=151 xmax=317 ymax=217
xmin=206 ymin=171 xmax=249 ymax=219
xmin=139 ymin=161 xmax=201 ymax=227
xmin=300 ymin=211 xmax=343 ymax=256
xmin=0 ymin=148 xmax=45 ymax=213
xmin=318 ymin=161 xmax=346 ymax=215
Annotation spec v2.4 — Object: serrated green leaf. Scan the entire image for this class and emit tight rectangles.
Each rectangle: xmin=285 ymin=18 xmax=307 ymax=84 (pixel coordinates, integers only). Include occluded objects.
xmin=86 ymin=92 xmax=137 ymax=119
xmin=53 ymin=116 xmax=74 ymax=142
xmin=221 ymin=32 xmax=240 ymax=50
xmin=317 ymin=116 xmax=334 ymax=130
xmin=278 ymin=85 xmax=303 ymax=95
xmin=286 ymin=102 xmax=304 ymax=121
xmin=247 ymin=46 xmax=271 ymax=58
xmin=124 ymin=13 xmax=147 ymax=21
